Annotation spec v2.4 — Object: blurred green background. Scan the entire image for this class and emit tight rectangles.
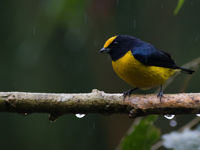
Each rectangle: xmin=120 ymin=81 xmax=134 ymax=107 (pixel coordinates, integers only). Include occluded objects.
xmin=0 ymin=0 xmax=199 ymax=150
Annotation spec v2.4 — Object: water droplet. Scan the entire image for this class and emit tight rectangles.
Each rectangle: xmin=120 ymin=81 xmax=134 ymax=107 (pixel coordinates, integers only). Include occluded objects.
xmin=93 ymin=123 xmax=96 ymax=129
xmin=84 ymin=13 xmax=88 ymax=25
xmin=75 ymin=114 xmax=85 ymax=118
xmin=116 ymin=0 xmax=119 ymax=5
xmin=164 ymin=114 xmax=175 ymax=120
xmin=161 ymin=3 xmax=164 ymax=9
xmin=133 ymin=19 xmax=136 ymax=30
xmin=194 ymin=34 xmax=200 ymax=42
xmin=32 ymin=27 xmax=36 ymax=36
xmin=170 ymin=120 xmax=177 ymax=127
xmin=106 ymin=104 xmax=110 ymax=108
xmin=196 ymin=114 xmax=200 ymax=117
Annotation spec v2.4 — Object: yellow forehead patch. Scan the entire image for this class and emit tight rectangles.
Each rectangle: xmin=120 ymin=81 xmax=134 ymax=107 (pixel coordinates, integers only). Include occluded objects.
xmin=103 ymin=36 xmax=117 ymax=48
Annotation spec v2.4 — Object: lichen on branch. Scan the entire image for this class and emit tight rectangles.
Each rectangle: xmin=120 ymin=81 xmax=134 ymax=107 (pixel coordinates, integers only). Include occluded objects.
xmin=0 ymin=89 xmax=199 ymax=120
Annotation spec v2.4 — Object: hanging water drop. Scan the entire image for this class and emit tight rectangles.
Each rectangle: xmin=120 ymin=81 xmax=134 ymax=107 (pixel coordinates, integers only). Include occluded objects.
xmin=164 ymin=114 xmax=175 ymax=120
xmin=196 ymin=114 xmax=200 ymax=117
xmin=75 ymin=114 xmax=85 ymax=118
xmin=170 ymin=120 xmax=177 ymax=127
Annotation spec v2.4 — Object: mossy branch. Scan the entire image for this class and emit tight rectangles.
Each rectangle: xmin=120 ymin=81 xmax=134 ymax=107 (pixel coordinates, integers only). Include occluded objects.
xmin=0 ymin=89 xmax=200 ymax=120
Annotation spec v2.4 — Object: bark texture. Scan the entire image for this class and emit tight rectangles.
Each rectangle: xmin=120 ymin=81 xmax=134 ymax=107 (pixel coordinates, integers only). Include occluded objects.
xmin=0 ymin=89 xmax=199 ymax=120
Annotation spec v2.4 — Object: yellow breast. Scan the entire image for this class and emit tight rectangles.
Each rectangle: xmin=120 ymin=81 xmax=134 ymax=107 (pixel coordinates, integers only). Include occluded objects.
xmin=112 ymin=51 xmax=176 ymax=89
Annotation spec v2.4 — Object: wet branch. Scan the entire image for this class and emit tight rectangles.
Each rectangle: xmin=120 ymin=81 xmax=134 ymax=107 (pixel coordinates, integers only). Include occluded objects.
xmin=0 ymin=89 xmax=200 ymax=120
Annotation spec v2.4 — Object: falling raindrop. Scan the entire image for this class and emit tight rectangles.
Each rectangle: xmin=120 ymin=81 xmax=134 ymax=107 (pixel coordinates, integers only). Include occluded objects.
xmin=93 ymin=123 xmax=96 ymax=129
xmin=133 ymin=19 xmax=136 ymax=30
xmin=32 ymin=27 xmax=36 ymax=36
xmin=84 ymin=13 xmax=88 ymax=25
xmin=161 ymin=3 xmax=164 ymax=9
xmin=196 ymin=114 xmax=200 ymax=117
xmin=170 ymin=120 xmax=177 ymax=127
xmin=194 ymin=34 xmax=200 ymax=42
xmin=164 ymin=114 xmax=175 ymax=120
xmin=116 ymin=0 xmax=119 ymax=5
xmin=75 ymin=114 xmax=86 ymax=118
xmin=190 ymin=1 xmax=193 ymax=6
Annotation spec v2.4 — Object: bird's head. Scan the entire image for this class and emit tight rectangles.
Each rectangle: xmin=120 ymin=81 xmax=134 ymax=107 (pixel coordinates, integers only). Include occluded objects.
xmin=99 ymin=35 xmax=136 ymax=61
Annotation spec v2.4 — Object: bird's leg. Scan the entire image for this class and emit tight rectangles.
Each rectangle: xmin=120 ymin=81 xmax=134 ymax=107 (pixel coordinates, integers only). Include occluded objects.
xmin=123 ymin=88 xmax=138 ymax=98
xmin=157 ymin=85 xmax=163 ymax=102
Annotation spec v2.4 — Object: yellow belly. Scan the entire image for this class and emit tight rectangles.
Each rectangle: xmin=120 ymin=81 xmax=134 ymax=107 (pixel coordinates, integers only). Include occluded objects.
xmin=112 ymin=51 xmax=176 ymax=89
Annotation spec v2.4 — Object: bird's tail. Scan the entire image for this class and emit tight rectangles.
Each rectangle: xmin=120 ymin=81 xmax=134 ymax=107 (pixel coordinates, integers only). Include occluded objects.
xmin=178 ymin=67 xmax=195 ymax=74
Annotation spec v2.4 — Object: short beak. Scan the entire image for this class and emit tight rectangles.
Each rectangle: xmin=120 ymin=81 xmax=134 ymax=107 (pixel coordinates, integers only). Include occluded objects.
xmin=99 ymin=47 xmax=110 ymax=53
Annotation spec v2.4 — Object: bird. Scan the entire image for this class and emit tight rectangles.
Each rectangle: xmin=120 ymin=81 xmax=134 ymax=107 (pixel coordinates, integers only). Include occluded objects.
xmin=99 ymin=35 xmax=194 ymax=101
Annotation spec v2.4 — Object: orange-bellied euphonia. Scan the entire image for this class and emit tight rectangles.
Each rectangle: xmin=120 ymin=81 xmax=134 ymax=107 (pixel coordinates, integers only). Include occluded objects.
xmin=99 ymin=35 xmax=194 ymax=101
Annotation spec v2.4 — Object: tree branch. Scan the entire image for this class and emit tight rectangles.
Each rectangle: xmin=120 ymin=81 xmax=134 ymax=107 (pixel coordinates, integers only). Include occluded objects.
xmin=0 ymin=89 xmax=200 ymax=120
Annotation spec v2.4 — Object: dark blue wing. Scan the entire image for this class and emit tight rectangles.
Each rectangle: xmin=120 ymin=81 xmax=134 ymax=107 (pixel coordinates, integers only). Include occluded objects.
xmin=131 ymin=41 xmax=178 ymax=69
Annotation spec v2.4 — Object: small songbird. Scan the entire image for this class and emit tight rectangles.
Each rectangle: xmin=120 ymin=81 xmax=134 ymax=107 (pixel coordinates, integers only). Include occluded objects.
xmin=99 ymin=35 xmax=194 ymax=101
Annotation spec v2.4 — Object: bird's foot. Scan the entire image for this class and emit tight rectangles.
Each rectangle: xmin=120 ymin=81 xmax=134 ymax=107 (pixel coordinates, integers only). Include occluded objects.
xmin=123 ymin=88 xmax=138 ymax=99
xmin=157 ymin=90 xmax=164 ymax=102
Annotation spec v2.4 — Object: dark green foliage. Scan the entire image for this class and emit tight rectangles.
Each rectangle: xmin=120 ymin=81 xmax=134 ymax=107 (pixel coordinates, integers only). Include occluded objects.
xmin=122 ymin=115 xmax=160 ymax=150
xmin=174 ymin=0 xmax=185 ymax=15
